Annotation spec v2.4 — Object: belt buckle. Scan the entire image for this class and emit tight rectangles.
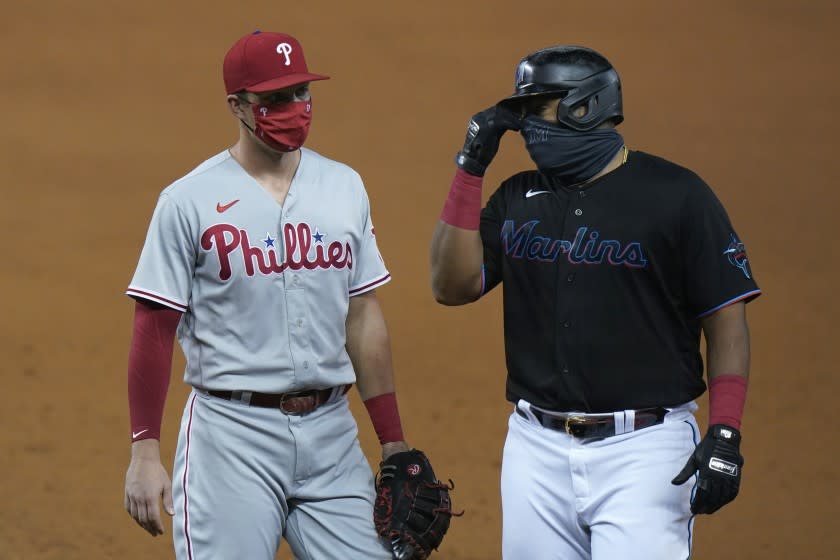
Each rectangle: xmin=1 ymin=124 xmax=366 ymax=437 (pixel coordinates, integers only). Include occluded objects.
xmin=279 ymin=390 xmax=312 ymax=415
xmin=564 ymin=415 xmax=586 ymax=436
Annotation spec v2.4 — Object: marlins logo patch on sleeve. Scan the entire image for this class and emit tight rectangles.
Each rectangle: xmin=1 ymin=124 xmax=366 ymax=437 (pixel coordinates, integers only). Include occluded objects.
xmin=723 ymin=233 xmax=751 ymax=279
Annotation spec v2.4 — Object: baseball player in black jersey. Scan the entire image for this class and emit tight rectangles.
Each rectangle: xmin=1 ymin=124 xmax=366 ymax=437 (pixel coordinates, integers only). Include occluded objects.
xmin=430 ymin=46 xmax=761 ymax=559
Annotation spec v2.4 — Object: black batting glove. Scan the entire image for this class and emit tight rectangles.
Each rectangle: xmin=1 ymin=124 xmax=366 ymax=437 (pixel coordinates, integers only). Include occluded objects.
xmin=455 ymin=106 xmax=521 ymax=176
xmin=671 ymin=424 xmax=744 ymax=514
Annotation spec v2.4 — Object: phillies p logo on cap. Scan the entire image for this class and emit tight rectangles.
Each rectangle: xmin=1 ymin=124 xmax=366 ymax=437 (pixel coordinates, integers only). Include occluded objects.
xmin=223 ymin=30 xmax=330 ymax=94
xmin=276 ymin=42 xmax=293 ymax=66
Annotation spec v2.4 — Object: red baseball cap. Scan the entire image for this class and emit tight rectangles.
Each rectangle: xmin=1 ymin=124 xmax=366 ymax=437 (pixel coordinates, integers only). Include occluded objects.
xmin=223 ymin=31 xmax=329 ymax=94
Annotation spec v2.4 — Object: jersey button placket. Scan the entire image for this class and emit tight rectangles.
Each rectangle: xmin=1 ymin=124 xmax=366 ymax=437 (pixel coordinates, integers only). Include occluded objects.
xmin=282 ymin=187 xmax=312 ymax=386
xmin=564 ymin=195 xmax=586 ymax=377
xmin=557 ymin=195 xmax=583 ymax=382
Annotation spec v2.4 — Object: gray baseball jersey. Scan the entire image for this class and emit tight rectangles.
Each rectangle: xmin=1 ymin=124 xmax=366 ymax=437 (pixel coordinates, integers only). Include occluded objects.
xmin=126 ymin=147 xmax=391 ymax=393
xmin=128 ymin=147 xmax=394 ymax=559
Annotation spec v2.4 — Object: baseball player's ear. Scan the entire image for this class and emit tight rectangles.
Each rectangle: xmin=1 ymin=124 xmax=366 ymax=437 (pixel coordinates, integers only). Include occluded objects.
xmin=226 ymin=94 xmax=249 ymax=118
xmin=572 ymin=104 xmax=589 ymax=118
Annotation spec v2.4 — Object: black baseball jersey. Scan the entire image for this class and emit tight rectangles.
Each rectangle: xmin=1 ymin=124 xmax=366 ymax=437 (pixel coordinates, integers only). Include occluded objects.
xmin=479 ymin=150 xmax=761 ymax=412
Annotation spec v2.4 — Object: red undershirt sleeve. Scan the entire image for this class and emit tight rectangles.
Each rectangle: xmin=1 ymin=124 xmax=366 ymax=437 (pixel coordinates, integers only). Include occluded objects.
xmin=127 ymin=299 xmax=182 ymax=442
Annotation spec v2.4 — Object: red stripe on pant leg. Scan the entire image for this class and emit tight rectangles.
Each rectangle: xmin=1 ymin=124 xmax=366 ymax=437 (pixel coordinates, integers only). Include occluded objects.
xmin=183 ymin=393 xmax=197 ymax=560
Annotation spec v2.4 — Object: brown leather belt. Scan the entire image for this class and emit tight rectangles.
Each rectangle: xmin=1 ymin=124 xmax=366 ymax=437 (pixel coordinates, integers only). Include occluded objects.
xmin=208 ymin=384 xmax=351 ymax=415
xmin=515 ymin=405 xmax=667 ymax=439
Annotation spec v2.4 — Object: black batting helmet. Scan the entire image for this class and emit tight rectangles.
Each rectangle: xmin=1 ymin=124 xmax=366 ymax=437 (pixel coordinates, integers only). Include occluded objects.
xmin=500 ymin=46 xmax=623 ymax=131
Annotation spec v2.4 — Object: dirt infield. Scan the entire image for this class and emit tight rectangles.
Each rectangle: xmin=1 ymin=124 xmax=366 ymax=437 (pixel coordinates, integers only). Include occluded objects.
xmin=1 ymin=1 xmax=837 ymax=558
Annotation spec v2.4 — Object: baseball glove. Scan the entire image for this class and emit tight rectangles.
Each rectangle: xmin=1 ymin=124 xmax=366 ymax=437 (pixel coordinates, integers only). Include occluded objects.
xmin=374 ymin=449 xmax=460 ymax=559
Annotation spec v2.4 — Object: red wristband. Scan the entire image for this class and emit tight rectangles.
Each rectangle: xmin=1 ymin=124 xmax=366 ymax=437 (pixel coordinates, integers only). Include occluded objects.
xmin=708 ymin=374 xmax=748 ymax=430
xmin=440 ymin=168 xmax=483 ymax=230
xmin=363 ymin=392 xmax=404 ymax=444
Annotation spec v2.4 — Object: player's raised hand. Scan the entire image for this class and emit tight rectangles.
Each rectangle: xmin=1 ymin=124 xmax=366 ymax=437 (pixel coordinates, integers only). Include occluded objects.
xmin=455 ymin=105 xmax=522 ymax=176
xmin=671 ymin=424 xmax=744 ymax=514
xmin=124 ymin=440 xmax=175 ymax=536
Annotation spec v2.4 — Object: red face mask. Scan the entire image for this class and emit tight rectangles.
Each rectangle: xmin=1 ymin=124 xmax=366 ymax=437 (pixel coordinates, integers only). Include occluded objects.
xmin=245 ymin=99 xmax=312 ymax=152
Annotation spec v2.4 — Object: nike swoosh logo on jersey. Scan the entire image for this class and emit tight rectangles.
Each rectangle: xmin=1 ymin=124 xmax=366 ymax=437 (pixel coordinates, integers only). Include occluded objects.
xmin=216 ymin=199 xmax=240 ymax=213
xmin=525 ymin=189 xmax=550 ymax=198
xmin=132 ymin=429 xmax=149 ymax=439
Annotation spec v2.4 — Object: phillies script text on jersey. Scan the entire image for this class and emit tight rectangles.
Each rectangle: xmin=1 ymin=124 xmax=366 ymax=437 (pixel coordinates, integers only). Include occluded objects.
xmin=501 ymin=220 xmax=648 ymax=267
xmin=201 ymin=222 xmax=352 ymax=280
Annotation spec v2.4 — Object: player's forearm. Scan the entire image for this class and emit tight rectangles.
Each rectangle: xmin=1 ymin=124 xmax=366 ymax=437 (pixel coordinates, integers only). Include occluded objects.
xmin=350 ymin=337 xmax=396 ymax=399
xmin=127 ymin=300 xmax=181 ymax=443
xmin=706 ymin=330 xmax=750 ymax=381
xmin=430 ymin=222 xmax=483 ymax=305
xmin=702 ymin=302 xmax=751 ymax=429
xmin=431 ymin=167 xmax=485 ymax=305
xmin=702 ymin=303 xmax=751 ymax=380
xmin=346 ymin=292 xmax=397 ymax=399
xmin=346 ymin=292 xmax=406 ymax=445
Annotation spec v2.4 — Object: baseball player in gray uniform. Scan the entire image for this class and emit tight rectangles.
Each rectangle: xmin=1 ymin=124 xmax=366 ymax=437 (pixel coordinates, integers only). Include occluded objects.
xmin=122 ymin=30 xmax=408 ymax=559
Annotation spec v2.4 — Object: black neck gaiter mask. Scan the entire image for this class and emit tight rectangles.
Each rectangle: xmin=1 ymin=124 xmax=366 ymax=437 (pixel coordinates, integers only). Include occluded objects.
xmin=521 ymin=116 xmax=624 ymax=186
